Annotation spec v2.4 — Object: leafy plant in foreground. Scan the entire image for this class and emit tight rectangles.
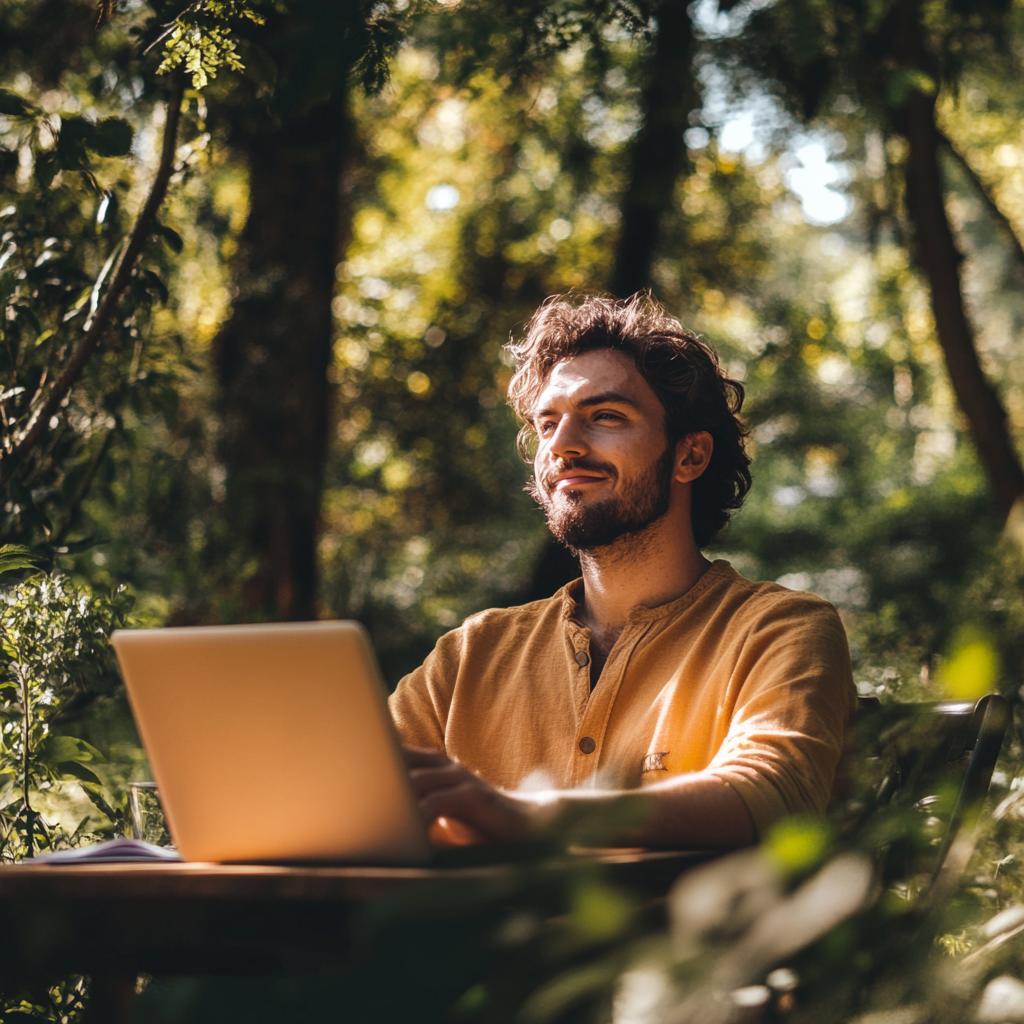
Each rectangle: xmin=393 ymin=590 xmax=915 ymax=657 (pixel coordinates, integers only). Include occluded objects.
xmin=0 ymin=546 xmax=133 ymax=861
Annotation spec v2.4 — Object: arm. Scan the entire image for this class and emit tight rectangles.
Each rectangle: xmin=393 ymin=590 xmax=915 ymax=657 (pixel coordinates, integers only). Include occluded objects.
xmin=405 ymin=747 xmax=756 ymax=849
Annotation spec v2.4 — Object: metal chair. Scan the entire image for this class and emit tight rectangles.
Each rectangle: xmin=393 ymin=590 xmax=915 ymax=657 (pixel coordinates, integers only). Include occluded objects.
xmin=853 ymin=693 xmax=1011 ymax=890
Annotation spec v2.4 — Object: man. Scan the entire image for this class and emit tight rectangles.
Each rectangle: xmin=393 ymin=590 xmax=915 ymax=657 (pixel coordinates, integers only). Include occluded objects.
xmin=390 ymin=292 xmax=855 ymax=849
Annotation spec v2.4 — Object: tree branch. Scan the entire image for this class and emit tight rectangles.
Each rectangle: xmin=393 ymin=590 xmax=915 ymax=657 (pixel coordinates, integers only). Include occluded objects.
xmin=18 ymin=663 xmax=34 ymax=859
xmin=898 ymin=85 xmax=1024 ymax=519
xmin=939 ymin=128 xmax=1024 ymax=278
xmin=610 ymin=0 xmax=697 ymax=297
xmin=1 ymin=78 xmax=184 ymax=467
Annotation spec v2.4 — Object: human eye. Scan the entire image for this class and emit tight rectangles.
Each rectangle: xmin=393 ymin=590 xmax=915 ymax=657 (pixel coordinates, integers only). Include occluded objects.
xmin=593 ymin=409 xmax=624 ymax=424
xmin=536 ymin=418 xmax=557 ymax=436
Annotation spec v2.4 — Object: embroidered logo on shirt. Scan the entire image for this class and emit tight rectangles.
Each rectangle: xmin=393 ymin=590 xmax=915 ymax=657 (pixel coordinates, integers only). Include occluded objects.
xmin=641 ymin=751 xmax=669 ymax=773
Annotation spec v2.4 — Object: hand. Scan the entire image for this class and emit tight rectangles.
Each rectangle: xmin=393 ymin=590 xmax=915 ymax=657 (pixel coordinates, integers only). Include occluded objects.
xmin=402 ymin=746 xmax=543 ymax=845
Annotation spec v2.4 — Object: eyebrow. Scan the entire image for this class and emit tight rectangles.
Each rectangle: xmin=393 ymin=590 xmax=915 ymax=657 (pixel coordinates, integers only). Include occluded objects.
xmin=533 ymin=390 xmax=642 ymax=420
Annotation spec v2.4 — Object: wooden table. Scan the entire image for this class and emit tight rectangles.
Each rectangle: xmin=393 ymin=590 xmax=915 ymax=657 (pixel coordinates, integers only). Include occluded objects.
xmin=0 ymin=849 xmax=709 ymax=1023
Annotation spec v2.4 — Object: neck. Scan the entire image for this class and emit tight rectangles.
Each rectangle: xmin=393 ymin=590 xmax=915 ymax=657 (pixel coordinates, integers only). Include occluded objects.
xmin=575 ymin=513 xmax=711 ymax=638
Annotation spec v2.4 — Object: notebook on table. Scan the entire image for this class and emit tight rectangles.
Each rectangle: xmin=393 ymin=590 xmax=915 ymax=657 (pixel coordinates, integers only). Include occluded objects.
xmin=110 ymin=621 xmax=431 ymax=865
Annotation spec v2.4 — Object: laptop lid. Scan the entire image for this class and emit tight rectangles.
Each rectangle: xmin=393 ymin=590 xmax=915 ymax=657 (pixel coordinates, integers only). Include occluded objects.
xmin=111 ymin=620 xmax=431 ymax=865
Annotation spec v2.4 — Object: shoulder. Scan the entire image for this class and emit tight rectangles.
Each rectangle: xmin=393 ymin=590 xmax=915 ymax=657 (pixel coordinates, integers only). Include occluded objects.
xmin=454 ymin=586 xmax=572 ymax=642
xmin=707 ymin=566 xmax=854 ymax=709
xmin=409 ymin=586 xmax=574 ymax=681
xmin=712 ymin=562 xmax=846 ymax=637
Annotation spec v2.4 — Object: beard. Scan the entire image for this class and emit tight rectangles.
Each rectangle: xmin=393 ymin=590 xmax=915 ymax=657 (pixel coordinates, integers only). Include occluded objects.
xmin=529 ymin=445 xmax=675 ymax=553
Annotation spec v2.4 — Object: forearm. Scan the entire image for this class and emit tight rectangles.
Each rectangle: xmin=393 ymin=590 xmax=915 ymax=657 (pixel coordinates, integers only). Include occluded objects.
xmin=405 ymin=746 xmax=757 ymax=849
xmin=525 ymin=774 xmax=757 ymax=849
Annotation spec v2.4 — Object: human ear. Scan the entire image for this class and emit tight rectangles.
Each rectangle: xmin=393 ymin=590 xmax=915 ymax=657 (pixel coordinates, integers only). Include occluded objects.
xmin=673 ymin=432 xmax=713 ymax=484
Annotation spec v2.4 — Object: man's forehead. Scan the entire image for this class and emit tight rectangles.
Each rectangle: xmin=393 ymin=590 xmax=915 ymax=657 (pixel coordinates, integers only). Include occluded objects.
xmin=533 ymin=349 xmax=655 ymax=410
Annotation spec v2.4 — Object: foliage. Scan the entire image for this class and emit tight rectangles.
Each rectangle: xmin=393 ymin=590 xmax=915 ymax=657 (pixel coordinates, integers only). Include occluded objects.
xmin=155 ymin=1 xmax=268 ymax=89
xmin=0 ymin=550 xmax=132 ymax=861
xmin=0 ymin=3 xmax=196 ymax=561
xmin=719 ymin=0 xmax=1016 ymax=123
xmin=0 ymin=977 xmax=88 ymax=1024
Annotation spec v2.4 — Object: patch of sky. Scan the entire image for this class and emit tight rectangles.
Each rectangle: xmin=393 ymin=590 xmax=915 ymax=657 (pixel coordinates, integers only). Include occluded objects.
xmin=426 ymin=184 xmax=460 ymax=212
xmin=684 ymin=126 xmax=710 ymax=149
xmin=777 ymin=568 xmax=868 ymax=608
xmin=698 ymin=45 xmax=851 ymax=225
xmin=699 ymin=63 xmax=777 ymax=162
xmin=693 ymin=0 xmax=775 ymax=38
xmin=772 ymin=484 xmax=806 ymax=508
xmin=786 ymin=140 xmax=851 ymax=224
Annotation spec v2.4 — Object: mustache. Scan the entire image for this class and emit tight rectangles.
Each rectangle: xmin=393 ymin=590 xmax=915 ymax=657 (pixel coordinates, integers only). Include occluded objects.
xmin=526 ymin=459 xmax=617 ymax=500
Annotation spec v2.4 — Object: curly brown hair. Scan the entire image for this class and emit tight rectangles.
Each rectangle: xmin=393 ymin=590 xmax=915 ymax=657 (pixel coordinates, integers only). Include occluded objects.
xmin=506 ymin=292 xmax=751 ymax=547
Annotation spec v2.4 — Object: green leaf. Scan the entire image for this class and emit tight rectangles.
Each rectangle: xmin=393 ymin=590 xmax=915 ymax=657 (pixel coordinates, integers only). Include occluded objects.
xmin=58 ymin=761 xmax=103 ymax=787
xmin=90 ymin=117 xmax=133 ymax=157
xmin=886 ymin=67 xmax=937 ymax=107
xmin=35 ymin=151 xmax=58 ymax=189
xmin=766 ymin=817 xmax=832 ymax=874
xmin=938 ymin=625 xmax=1000 ymax=700
xmin=0 ymin=89 xmax=32 ymax=117
xmin=158 ymin=224 xmax=184 ymax=253
xmin=56 ymin=115 xmax=90 ymax=169
xmin=570 ymin=879 xmax=631 ymax=940
xmin=79 ymin=781 xmax=118 ymax=823
xmin=52 ymin=535 xmax=99 ymax=555
xmin=141 ymin=268 xmax=169 ymax=304
xmin=0 ymin=545 xmax=37 ymax=576
xmin=39 ymin=735 xmax=104 ymax=764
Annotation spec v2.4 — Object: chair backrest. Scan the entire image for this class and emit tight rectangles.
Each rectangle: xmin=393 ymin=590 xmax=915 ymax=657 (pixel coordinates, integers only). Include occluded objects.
xmin=854 ymin=693 xmax=1011 ymax=888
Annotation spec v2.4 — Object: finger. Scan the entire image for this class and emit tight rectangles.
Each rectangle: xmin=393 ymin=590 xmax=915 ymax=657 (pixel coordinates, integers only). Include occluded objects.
xmin=429 ymin=816 xmax=487 ymax=847
xmin=408 ymin=763 xmax=472 ymax=798
xmin=419 ymin=782 xmax=490 ymax=830
xmin=400 ymin=745 xmax=452 ymax=769
xmin=420 ymin=783 xmax=525 ymax=842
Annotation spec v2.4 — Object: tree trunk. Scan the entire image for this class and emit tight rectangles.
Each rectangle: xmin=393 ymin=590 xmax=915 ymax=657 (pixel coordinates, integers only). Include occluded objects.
xmin=213 ymin=97 xmax=353 ymax=620
xmin=894 ymin=6 xmax=1024 ymax=521
xmin=939 ymin=130 xmax=1024 ymax=282
xmin=609 ymin=0 xmax=697 ymax=297
xmin=523 ymin=1 xmax=700 ymax=601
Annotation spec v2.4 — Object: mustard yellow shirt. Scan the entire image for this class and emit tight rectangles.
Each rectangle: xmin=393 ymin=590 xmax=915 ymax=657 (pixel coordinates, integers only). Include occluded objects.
xmin=389 ymin=560 xmax=856 ymax=836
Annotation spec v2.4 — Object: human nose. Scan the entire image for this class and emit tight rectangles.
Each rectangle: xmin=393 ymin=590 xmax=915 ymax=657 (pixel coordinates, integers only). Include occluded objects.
xmin=545 ymin=414 xmax=588 ymax=461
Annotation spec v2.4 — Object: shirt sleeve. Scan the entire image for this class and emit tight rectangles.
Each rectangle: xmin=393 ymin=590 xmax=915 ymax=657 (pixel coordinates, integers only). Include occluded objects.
xmin=703 ymin=594 xmax=856 ymax=837
xmin=387 ymin=626 xmax=463 ymax=750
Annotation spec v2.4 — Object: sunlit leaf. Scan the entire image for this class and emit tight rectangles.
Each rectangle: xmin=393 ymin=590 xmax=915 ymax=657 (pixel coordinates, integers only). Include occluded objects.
xmin=937 ymin=626 xmax=1000 ymax=700
xmin=569 ymin=878 xmax=631 ymax=940
xmin=765 ymin=817 xmax=831 ymax=874
xmin=39 ymin=735 xmax=104 ymax=765
xmin=0 ymin=545 xmax=38 ymax=576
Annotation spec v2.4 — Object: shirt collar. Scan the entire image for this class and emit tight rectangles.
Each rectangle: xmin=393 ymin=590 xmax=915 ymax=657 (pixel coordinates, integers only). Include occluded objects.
xmin=559 ymin=559 xmax=735 ymax=627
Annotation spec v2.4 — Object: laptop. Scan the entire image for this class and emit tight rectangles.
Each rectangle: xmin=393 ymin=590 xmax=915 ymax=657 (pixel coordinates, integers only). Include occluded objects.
xmin=111 ymin=621 xmax=432 ymax=865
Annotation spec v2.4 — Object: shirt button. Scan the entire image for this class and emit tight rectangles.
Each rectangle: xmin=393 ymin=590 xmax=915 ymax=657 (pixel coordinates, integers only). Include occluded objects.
xmin=579 ymin=736 xmax=596 ymax=754
xmin=574 ymin=650 xmax=590 ymax=667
